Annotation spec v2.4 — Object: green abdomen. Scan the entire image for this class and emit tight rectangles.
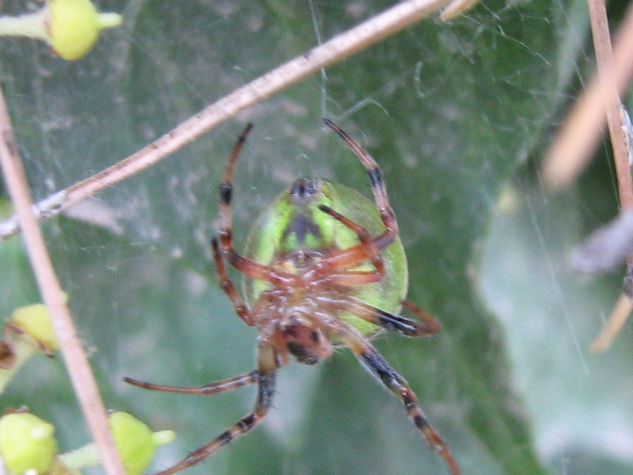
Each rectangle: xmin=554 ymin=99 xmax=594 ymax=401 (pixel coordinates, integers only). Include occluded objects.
xmin=242 ymin=178 xmax=408 ymax=336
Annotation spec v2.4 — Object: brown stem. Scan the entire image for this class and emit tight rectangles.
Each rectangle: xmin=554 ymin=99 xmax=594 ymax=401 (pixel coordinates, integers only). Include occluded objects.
xmin=543 ymin=3 xmax=633 ymax=189
xmin=587 ymin=0 xmax=633 ymax=208
xmin=0 ymin=86 xmax=125 ymax=473
xmin=584 ymin=0 xmax=633 ymax=352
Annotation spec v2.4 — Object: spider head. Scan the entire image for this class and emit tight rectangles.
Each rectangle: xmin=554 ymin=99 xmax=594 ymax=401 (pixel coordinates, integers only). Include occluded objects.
xmin=288 ymin=177 xmax=319 ymax=205
xmin=279 ymin=314 xmax=332 ymax=365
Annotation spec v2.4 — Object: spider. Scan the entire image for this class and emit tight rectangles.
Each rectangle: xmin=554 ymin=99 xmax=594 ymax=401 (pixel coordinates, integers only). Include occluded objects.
xmin=124 ymin=119 xmax=459 ymax=475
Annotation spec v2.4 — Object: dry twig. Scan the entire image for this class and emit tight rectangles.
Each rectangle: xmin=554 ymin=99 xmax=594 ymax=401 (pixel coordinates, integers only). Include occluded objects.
xmin=0 ymin=87 xmax=125 ymax=472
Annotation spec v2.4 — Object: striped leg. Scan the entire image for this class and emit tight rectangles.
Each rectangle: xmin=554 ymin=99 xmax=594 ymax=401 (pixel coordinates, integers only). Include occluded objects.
xmin=123 ymin=370 xmax=258 ymax=395
xmin=218 ymin=123 xmax=252 ymax=257
xmin=317 ymin=296 xmax=440 ymax=337
xmin=155 ymin=343 xmax=278 ymax=475
xmin=333 ymin=321 xmax=459 ymax=475
xmin=323 ymin=119 xmax=399 ymax=250
xmin=316 ymin=204 xmax=384 ymax=275
xmin=400 ymin=300 xmax=441 ymax=334
xmin=217 ymin=126 xmax=299 ymax=288
xmin=211 ymin=238 xmax=253 ymax=326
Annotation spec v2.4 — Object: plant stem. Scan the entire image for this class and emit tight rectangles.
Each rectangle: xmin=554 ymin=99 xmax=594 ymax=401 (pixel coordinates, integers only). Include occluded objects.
xmin=542 ymin=3 xmax=633 ymax=190
xmin=587 ymin=0 xmax=632 ymax=207
xmin=0 ymin=85 xmax=126 ymax=474
xmin=584 ymin=0 xmax=633 ymax=352
xmin=0 ymin=10 xmax=47 ymax=39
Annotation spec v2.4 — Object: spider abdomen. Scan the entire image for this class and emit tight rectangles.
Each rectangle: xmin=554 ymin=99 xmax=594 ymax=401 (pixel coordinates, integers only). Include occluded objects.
xmin=242 ymin=177 xmax=408 ymax=336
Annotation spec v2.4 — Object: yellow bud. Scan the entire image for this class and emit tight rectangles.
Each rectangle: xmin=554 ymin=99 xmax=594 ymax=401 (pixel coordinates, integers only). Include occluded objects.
xmin=48 ymin=0 xmax=122 ymax=60
xmin=57 ymin=411 xmax=174 ymax=471
xmin=0 ymin=0 xmax=122 ymax=61
xmin=11 ymin=301 xmax=60 ymax=352
xmin=0 ymin=412 xmax=58 ymax=473
xmin=109 ymin=411 xmax=157 ymax=475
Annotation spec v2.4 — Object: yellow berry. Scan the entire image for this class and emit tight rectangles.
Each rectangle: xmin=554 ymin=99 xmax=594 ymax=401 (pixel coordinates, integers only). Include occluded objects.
xmin=109 ymin=411 xmax=157 ymax=475
xmin=0 ymin=412 xmax=58 ymax=473
xmin=48 ymin=0 xmax=122 ymax=60
xmin=57 ymin=412 xmax=174 ymax=472
xmin=11 ymin=302 xmax=59 ymax=352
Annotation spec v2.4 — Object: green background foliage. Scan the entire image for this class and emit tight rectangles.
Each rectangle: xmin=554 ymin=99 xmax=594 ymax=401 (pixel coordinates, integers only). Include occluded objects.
xmin=1 ymin=0 xmax=632 ymax=473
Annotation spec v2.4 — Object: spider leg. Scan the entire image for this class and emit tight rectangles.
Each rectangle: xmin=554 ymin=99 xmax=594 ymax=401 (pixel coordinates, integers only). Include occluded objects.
xmin=317 ymin=204 xmax=383 ymax=275
xmin=400 ymin=300 xmax=441 ymax=334
xmin=332 ymin=320 xmax=459 ymax=475
xmin=216 ymin=126 xmax=299 ymax=288
xmin=319 ymin=296 xmax=440 ymax=336
xmin=323 ymin=119 xmax=398 ymax=250
xmin=302 ymin=203 xmax=387 ymax=287
xmin=218 ymin=123 xmax=252 ymax=257
xmin=313 ymin=201 xmax=440 ymax=334
xmin=123 ymin=370 xmax=258 ymax=395
xmin=211 ymin=238 xmax=254 ymax=326
xmin=325 ymin=271 xmax=383 ymax=286
xmin=155 ymin=343 xmax=278 ymax=475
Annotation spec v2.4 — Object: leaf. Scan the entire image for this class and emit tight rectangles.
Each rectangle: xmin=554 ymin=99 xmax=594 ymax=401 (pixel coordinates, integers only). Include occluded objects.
xmin=480 ymin=165 xmax=633 ymax=474
xmin=2 ymin=0 xmax=623 ymax=473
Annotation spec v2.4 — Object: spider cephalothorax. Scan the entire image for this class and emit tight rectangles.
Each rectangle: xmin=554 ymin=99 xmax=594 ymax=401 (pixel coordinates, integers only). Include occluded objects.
xmin=125 ymin=120 xmax=459 ymax=475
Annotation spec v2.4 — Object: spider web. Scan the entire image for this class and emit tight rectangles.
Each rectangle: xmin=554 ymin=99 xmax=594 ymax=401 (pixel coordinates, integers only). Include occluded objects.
xmin=1 ymin=0 xmax=632 ymax=473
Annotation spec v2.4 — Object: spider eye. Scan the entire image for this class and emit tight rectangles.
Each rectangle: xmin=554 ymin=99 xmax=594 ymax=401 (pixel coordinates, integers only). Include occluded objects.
xmin=289 ymin=178 xmax=318 ymax=201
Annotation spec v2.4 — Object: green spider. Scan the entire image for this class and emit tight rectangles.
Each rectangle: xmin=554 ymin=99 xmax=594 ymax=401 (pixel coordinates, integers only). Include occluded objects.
xmin=124 ymin=120 xmax=459 ymax=475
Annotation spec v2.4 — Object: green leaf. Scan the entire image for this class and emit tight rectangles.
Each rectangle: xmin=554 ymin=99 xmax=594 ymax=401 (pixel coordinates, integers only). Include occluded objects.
xmin=3 ymin=0 xmax=630 ymax=474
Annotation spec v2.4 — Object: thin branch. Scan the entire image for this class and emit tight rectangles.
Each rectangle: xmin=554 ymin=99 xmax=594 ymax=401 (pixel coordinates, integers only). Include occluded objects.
xmin=0 ymin=0 xmax=451 ymax=242
xmin=587 ymin=0 xmax=632 ymax=207
xmin=550 ymin=0 xmax=633 ymax=351
xmin=440 ymin=0 xmax=484 ymax=21
xmin=0 ymin=87 xmax=125 ymax=473
xmin=542 ymin=2 xmax=633 ymax=190
xmin=590 ymin=292 xmax=632 ymax=353
xmin=584 ymin=0 xmax=633 ymax=352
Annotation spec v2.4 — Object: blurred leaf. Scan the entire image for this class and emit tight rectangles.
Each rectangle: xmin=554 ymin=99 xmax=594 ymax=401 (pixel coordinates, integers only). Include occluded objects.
xmin=480 ymin=160 xmax=633 ymax=474
xmin=2 ymin=0 xmax=628 ymax=474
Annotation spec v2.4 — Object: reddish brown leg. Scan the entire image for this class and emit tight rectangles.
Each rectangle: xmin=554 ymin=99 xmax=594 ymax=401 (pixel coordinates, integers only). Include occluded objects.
xmin=332 ymin=320 xmax=459 ymax=475
xmin=311 ymin=241 xmax=381 ymax=271
xmin=210 ymin=238 xmax=254 ymax=326
xmin=218 ymin=123 xmax=252 ymax=256
xmin=323 ymin=119 xmax=399 ymax=249
xmin=316 ymin=295 xmax=438 ymax=337
xmin=326 ymin=271 xmax=383 ymax=286
xmin=317 ymin=204 xmax=384 ymax=275
xmin=216 ymin=126 xmax=299 ymax=288
xmin=401 ymin=299 xmax=441 ymax=334
xmin=304 ymin=204 xmax=386 ymax=286
xmin=123 ymin=370 xmax=258 ymax=395
xmin=153 ymin=343 xmax=279 ymax=475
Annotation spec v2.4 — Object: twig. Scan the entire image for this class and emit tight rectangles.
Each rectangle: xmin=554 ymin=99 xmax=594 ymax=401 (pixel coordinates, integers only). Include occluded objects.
xmin=584 ymin=0 xmax=633 ymax=352
xmin=0 ymin=87 xmax=125 ymax=473
xmin=440 ymin=0 xmax=483 ymax=21
xmin=548 ymin=0 xmax=633 ymax=351
xmin=590 ymin=292 xmax=632 ymax=352
xmin=587 ymin=0 xmax=633 ymax=207
xmin=542 ymin=2 xmax=633 ymax=190
xmin=0 ymin=0 xmax=451 ymax=242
